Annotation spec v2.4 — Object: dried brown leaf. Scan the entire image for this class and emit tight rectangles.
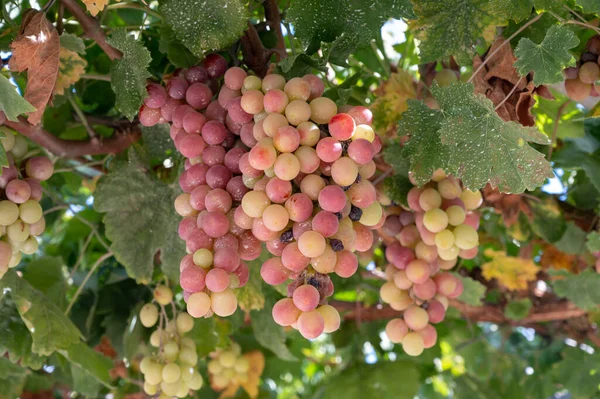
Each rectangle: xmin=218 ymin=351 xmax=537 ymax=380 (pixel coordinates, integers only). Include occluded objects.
xmin=9 ymin=11 xmax=60 ymax=125
xmin=82 ymin=0 xmax=109 ymax=17
xmin=484 ymin=37 xmax=525 ymax=89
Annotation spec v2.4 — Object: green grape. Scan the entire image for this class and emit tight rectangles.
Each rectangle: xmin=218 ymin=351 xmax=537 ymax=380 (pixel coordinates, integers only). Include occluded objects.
xmin=162 ymin=362 xmax=182 ymax=383
xmin=207 ymin=359 xmax=222 ymax=374
xmin=188 ymin=372 xmax=204 ymax=390
xmin=222 ymin=367 xmax=236 ymax=380
xmin=180 ymin=337 xmax=195 ymax=350
xmin=163 ymin=341 xmax=179 ymax=362
xmin=153 ymin=285 xmax=173 ymax=305
xmin=178 ymin=345 xmax=198 ymax=365
xmin=19 ymin=200 xmax=42 ymax=224
xmin=453 ymin=224 xmax=479 ymax=250
xmin=11 ymin=135 xmax=28 ymax=159
xmin=161 ymin=380 xmax=181 ymax=396
xmin=423 ymin=208 xmax=448 ymax=233
xmin=175 ymin=380 xmax=190 ymax=398
xmin=140 ymin=303 xmax=159 ymax=328
xmin=144 ymin=361 xmax=163 ymax=385
xmin=434 ymin=69 xmax=458 ymax=87
xmin=180 ymin=364 xmax=195 ymax=382
xmin=143 ymin=381 xmax=158 ymax=395
xmin=176 ymin=312 xmax=194 ymax=333
xmin=446 ymin=205 xmax=466 ymax=226
xmin=0 ymin=201 xmax=19 ymax=226
xmin=402 ymin=332 xmax=425 ymax=356
xmin=140 ymin=356 xmax=152 ymax=374
xmin=434 ymin=229 xmax=455 ymax=250
xmin=218 ymin=351 xmax=236 ymax=368
xmin=149 ymin=329 xmax=163 ymax=347
xmin=193 ymin=248 xmax=213 ymax=268
xmin=0 ymin=129 xmax=15 ymax=152
xmin=234 ymin=357 xmax=250 ymax=373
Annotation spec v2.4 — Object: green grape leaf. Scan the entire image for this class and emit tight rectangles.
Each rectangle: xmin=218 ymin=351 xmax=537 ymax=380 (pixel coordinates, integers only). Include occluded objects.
xmin=0 ymin=271 xmax=82 ymax=356
xmin=453 ymin=374 xmax=502 ymax=399
xmin=236 ymin=252 xmax=267 ymax=312
xmin=106 ymin=29 xmax=152 ymax=121
xmin=529 ymin=198 xmax=567 ymax=243
xmin=504 ymin=298 xmax=532 ymax=320
xmin=60 ymin=342 xmax=114 ymax=388
xmin=0 ymin=127 xmax=10 ymax=171
xmin=188 ymin=317 xmax=232 ymax=357
xmin=160 ymin=0 xmax=248 ymax=58
xmin=432 ymin=83 xmax=553 ymax=193
xmin=0 ymin=74 xmax=36 ymax=121
xmin=251 ymin=298 xmax=296 ymax=361
xmin=586 ymin=231 xmax=600 ymax=253
xmin=94 ymin=148 xmax=185 ymax=283
xmin=0 ymin=356 xmax=26 ymax=399
xmin=454 ymin=274 xmax=487 ymax=306
xmin=158 ymin=25 xmax=199 ymax=69
xmin=514 ymin=25 xmax=579 ymax=86
xmin=400 ymin=100 xmax=449 ymax=185
xmin=320 ymin=361 xmax=420 ymax=399
xmin=141 ymin=124 xmax=178 ymax=162
xmin=553 ymin=222 xmax=587 ymax=254
xmin=488 ymin=0 xmax=534 ymax=22
xmin=384 ymin=175 xmax=413 ymax=207
xmin=550 ymin=269 xmax=600 ymax=310
xmin=275 ymin=53 xmax=327 ymax=80
xmin=70 ymin=364 xmax=103 ymax=397
xmin=21 ymin=257 xmax=67 ymax=310
xmin=577 ymin=0 xmax=600 ymax=13
xmin=383 ymin=142 xmax=411 ymax=175
xmin=287 ymin=0 xmax=415 ymax=54
xmin=412 ymin=0 xmax=499 ymax=63
xmin=553 ymin=347 xmax=600 ymax=398
xmin=0 ymin=295 xmax=45 ymax=370
xmin=59 ymin=33 xmax=86 ymax=54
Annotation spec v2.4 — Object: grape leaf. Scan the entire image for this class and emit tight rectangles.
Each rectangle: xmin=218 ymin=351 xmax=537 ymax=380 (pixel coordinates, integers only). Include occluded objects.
xmin=586 ymin=231 xmax=600 ymax=253
xmin=251 ymin=298 xmax=297 ymax=361
xmin=320 ymin=361 xmax=420 ymax=399
xmin=514 ymin=25 xmax=579 ymax=86
xmin=94 ymin=148 xmax=185 ymax=283
xmin=106 ymin=29 xmax=152 ymax=121
xmin=275 ymin=53 xmax=327 ymax=79
xmin=0 ymin=356 xmax=26 ymax=399
xmin=481 ymin=249 xmax=540 ymax=291
xmin=371 ymin=71 xmax=416 ymax=135
xmin=160 ymin=0 xmax=248 ymax=58
xmin=488 ymin=0 xmax=534 ymax=22
xmin=454 ymin=274 xmax=486 ymax=306
xmin=553 ymin=347 xmax=600 ymax=398
xmin=158 ymin=25 xmax=199 ymax=69
xmin=141 ymin=124 xmax=178 ymax=162
xmin=577 ymin=0 xmax=600 ymax=13
xmin=60 ymin=342 xmax=114 ymax=388
xmin=54 ymin=48 xmax=87 ymax=96
xmin=287 ymin=0 xmax=415 ymax=54
xmin=0 ymin=295 xmax=44 ymax=370
xmin=0 ymin=75 xmax=36 ymax=122
xmin=59 ymin=33 xmax=86 ymax=54
xmin=400 ymin=100 xmax=449 ymax=185
xmin=504 ymin=298 xmax=532 ymax=320
xmin=384 ymin=175 xmax=413 ymax=207
xmin=553 ymin=222 xmax=587 ymax=254
xmin=550 ymin=269 xmax=600 ymax=310
xmin=0 ymin=270 xmax=82 ymax=356
xmin=412 ymin=0 xmax=498 ymax=63
xmin=81 ymin=0 xmax=108 ymax=16
xmin=533 ymin=0 xmax=565 ymax=11
xmin=8 ymin=10 xmax=59 ymax=125
xmin=529 ymin=198 xmax=566 ymax=243
xmin=432 ymin=83 xmax=553 ymax=193
xmin=21 ymin=257 xmax=67 ymax=310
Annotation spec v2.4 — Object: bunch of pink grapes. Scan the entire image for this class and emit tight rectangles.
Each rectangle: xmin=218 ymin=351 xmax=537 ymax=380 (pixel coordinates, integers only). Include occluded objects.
xmin=0 ymin=115 xmax=53 ymax=277
xmin=139 ymin=54 xmax=264 ymax=318
xmin=380 ymin=170 xmax=483 ymax=356
xmin=234 ymin=72 xmax=384 ymax=339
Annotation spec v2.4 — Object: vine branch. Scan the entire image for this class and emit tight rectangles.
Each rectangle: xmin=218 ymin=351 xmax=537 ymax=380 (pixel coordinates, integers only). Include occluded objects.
xmin=4 ymin=117 xmax=141 ymax=157
xmin=263 ymin=0 xmax=286 ymax=60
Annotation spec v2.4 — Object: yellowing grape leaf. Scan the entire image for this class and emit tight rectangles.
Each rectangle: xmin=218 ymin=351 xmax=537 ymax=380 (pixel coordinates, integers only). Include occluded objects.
xmin=371 ymin=71 xmax=416 ymax=135
xmin=54 ymin=48 xmax=88 ymax=96
xmin=81 ymin=0 xmax=109 ymax=17
xmin=481 ymin=249 xmax=540 ymax=290
xmin=540 ymin=245 xmax=577 ymax=272
xmin=219 ymin=351 xmax=265 ymax=399
xmin=9 ymin=10 xmax=60 ymax=125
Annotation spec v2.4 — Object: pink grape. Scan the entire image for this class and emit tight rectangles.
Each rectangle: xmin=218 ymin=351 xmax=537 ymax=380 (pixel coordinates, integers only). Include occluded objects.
xmin=404 ymin=306 xmax=429 ymax=331
xmin=347 ymin=181 xmax=376 ymax=209
xmin=240 ymin=123 xmax=258 ymax=147
xmin=318 ymin=185 xmax=346 ymax=213
xmin=238 ymin=230 xmax=262 ymax=261
xmin=187 ymin=229 xmax=214 ymax=252
xmin=180 ymin=265 xmax=207 ymax=292
xmin=201 ymin=120 xmax=227 ymax=145
xmin=312 ymin=211 xmax=339 ymax=237
xmin=427 ymin=299 xmax=446 ymax=324
xmin=206 ymin=165 xmax=232 ymax=189
xmin=168 ymin=77 xmax=189 ymax=100
xmin=182 ymin=110 xmax=206 ymax=134
xmin=25 ymin=178 xmax=42 ymax=201
xmin=418 ymin=324 xmax=438 ymax=349
xmin=161 ymin=97 xmax=182 ymax=121
xmin=139 ymin=106 xmax=161 ymax=126
xmin=252 ymin=217 xmax=279 ymax=241
xmin=302 ymin=74 xmax=325 ymax=100
xmin=204 ymin=188 xmax=232 ymax=213
xmin=267 ymin=238 xmax=287 ymax=256
xmin=6 ymin=179 xmax=31 ymax=203
xmin=353 ymin=223 xmax=374 ymax=252
xmin=272 ymin=298 xmax=301 ymax=326
xmin=234 ymin=261 xmax=250 ymax=287
xmin=274 ymin=126 xmax=300 ymax=153
xmin=407 ymin=187 xmax=423 ymax=212
xmin=145 ymin=82 xmax=167 ymax=108
xmin=204 ymin=54 xmax=228 ymax=78
xmin=206 ymin=268 xmax=230 ymax=292
xmin=434 ymin=273 xmax=458 ymax=297
xmin=297 ymin=310 xmax=325 ymax=339
xmin=214 ymin=233 xmax=239 ymax=251
xmin=172 ymin=104 xmax=195 ymax=128
xmin=293 ymin=285 xmax=320 ymax=312
xmin=406 ymin=259 xmax=431 ymax=284
xmin=213 ymin=248 xmax=240 ymax=272
xmin=334 ymin=250 xmax=358 ymax=278
xmin=202 ymin=145 xmax=226 ymax=166
xmin=329 ymin=113 xmax=356 ymax=140
xmin=385 ymin=243 xmax=415 ymax=270
xmin=293 ymin=220 xmax=312 ymax=240
xmin=281 ymin=242 xmax=310 ymax=271
xmin=266 ymin=178 xmax=292 ymax=203
xmin=413 ymin=278 xmax=437 ymax=300
xmin=179 ymin=217 xmax=198 ymax=240
xmin=224 ymin=67 xmax=247 ymax=90
xmin=228 ymin=97 xmax=253 ymax=124
xmin=347 ymin=139 xmax=374 ymax=165
xmin=202 ymin=211 xmax=229 ymax=238
xmin=206 ymin=100 xmax=227 ymax=122
xmin=186 ymin=83 xmax=212 ymax=110
xmin=186 ymin=164 xmax=209 ymax=186
xmin=295 ymin=146 xmax=320 ymax=174
xmin=316 ymin=137 xmax=342 ymax=163
xmin=348 ymin=106 xmax=373 ymax=125
xmin=185 ymin=66 xmax=208 ymax=84
xmin=264 ymin=89 xmax=289 ymax=114
xmin=284 ymin=193 xmax=313 ymax=222
xmin=261 ymin=257 xmax=289 ymax=285
xmin=24 ymin=157 xmax=54 ymax=182
xmin=226 ymin=177 xmax=249 ymax=202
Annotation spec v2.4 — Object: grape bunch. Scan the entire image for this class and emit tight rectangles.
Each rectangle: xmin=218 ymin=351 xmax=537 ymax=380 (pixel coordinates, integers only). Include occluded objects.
xmin=138 ymin=285 xmax=204 ymax=398
xmin=234 ymin=72 xmax=383 ymax=338
xmin=0 ymin=118 xmax=52 ymax=277
xmin=207 ymin=343 xmax=253 ymax=391
xmin=564 ymin=35 xmax=600 ymax=101
xmin=138 ymin=55 xmax=263 ymax=319
xmin=380 ymin=170 xmax=482 ymax=356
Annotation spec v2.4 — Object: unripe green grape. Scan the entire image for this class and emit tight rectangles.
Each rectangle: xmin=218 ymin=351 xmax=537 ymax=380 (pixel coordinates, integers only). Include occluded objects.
xmin=316 ymin=304 xmax=341 ymax=333
xmin=244 ymin=75 xmax=262 ymax=91
xmin=8 ymin=252 xmax=21 ymax=268
xmin=162 ymin=362 xmax=181 ymax=383
xmin=437 ymin=177 xmax=461 ymax=199
xmin=222 ymin=367 xmax=236 ymax=380
xmin=234 ymin=356 xmax=250 ymax=373
xmin=180 ymin=337 xmax=195 ymax=350
xmin=212 ymin=373 xmax=229 ymax=388
xmin=453 ymin=224 xmax=479 ymax=250
xmin=359 ymin=201 xmax=383 ymax=227
xmin=446 ymin=205 xmax=466 ymax=226
xmin=163 ymin=341 xmax=179 ymax=362
xmin=176 ymin=312 xmax=194 ymax=333
xmin=144 ymin=362 xmax=163 ymax=385
xmin=11 ymin=135 xmax=28 ymax=159
xmin=0 ymin=201 xmax=19 ymax=226
xmin=161 ymin=380 xmax=181 ymax=396
xmin=140 ymin=303 xmax=159 ymax=328
xmin=230 ymin=343 xmax=242 ymax=356
xmin=419 ymin=188 xmax=442 ymax=211
xmin=309 ymin=97 xmax=337 ymax=124
xmin=188 ymin=372 xmax=204 ymax=390
xmin=352 ymin=124 xmax=375 ymax=142
xmin=176 ymin=381 xmax=190 ymax=398
xmin=434 ymin=69 xmax=458 ymax=87
xmin=165 ymin=319 xmax=177 ymax=334
xmin=423 ymin=208 xmax=448 ymax=233
xmin=434 ymin=229 xmax=455 ymax=250
xmin=438 ymin=245 xmax=459 ymax=261
xmin=402 ymin=332 xmax=425 ymax=356
xmin=460 ymin=189 xmax=482 ymax=210
xmin=430 ymin=168 xmax=446 ymax=182
xmin=180 ymin=364 xmax=195 ymax=383
xmin=178 ymin=346 xmax=198 ymax=366
xmin=0 ymin=128 xmax=15 ymax=152
xmin=149 ymin=329 xmax=164 ymax=347
xmin=143 ymin=381 xmax=158 ymax=395
xmin=207 ymin=359 xmax=222 ymax=374
xmin=193 ymin=248 xmax=213 ymax=268
xmin=7 ymin=219 xmax=29 ymax=242
xmin=20 ymin=236 xmax=38 ymax=255
xmin=218 ymin=350 xmax=236 ymax=368
xmin=153 ymin=285 xmax=173 ymax=305
xmin=174 ymin=193 xmax=195 ymax=217
xmin=140 ymin=356 xmax=152 ymax=374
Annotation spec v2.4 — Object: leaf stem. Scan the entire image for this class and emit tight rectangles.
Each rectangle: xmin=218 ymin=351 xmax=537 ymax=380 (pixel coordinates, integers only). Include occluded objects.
xmin=494 ymin=76 xmax=525 ymax=111
xmin=562 ymin=5 xmax=600 ymax=35
xmin=68 ymin=95 xmax=97 ymax=139
xmin=547 ymin=100 xmax=570 ymax=161
xmin=68 ymin=232 xmax=95 ymax=280
xmin=65 ymin=251 xmax=113 ymax=315
xmin=468 ymin=12 xmax=543 ymax=84
xmin=81 ymin=73 xmax=111 ymax=82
